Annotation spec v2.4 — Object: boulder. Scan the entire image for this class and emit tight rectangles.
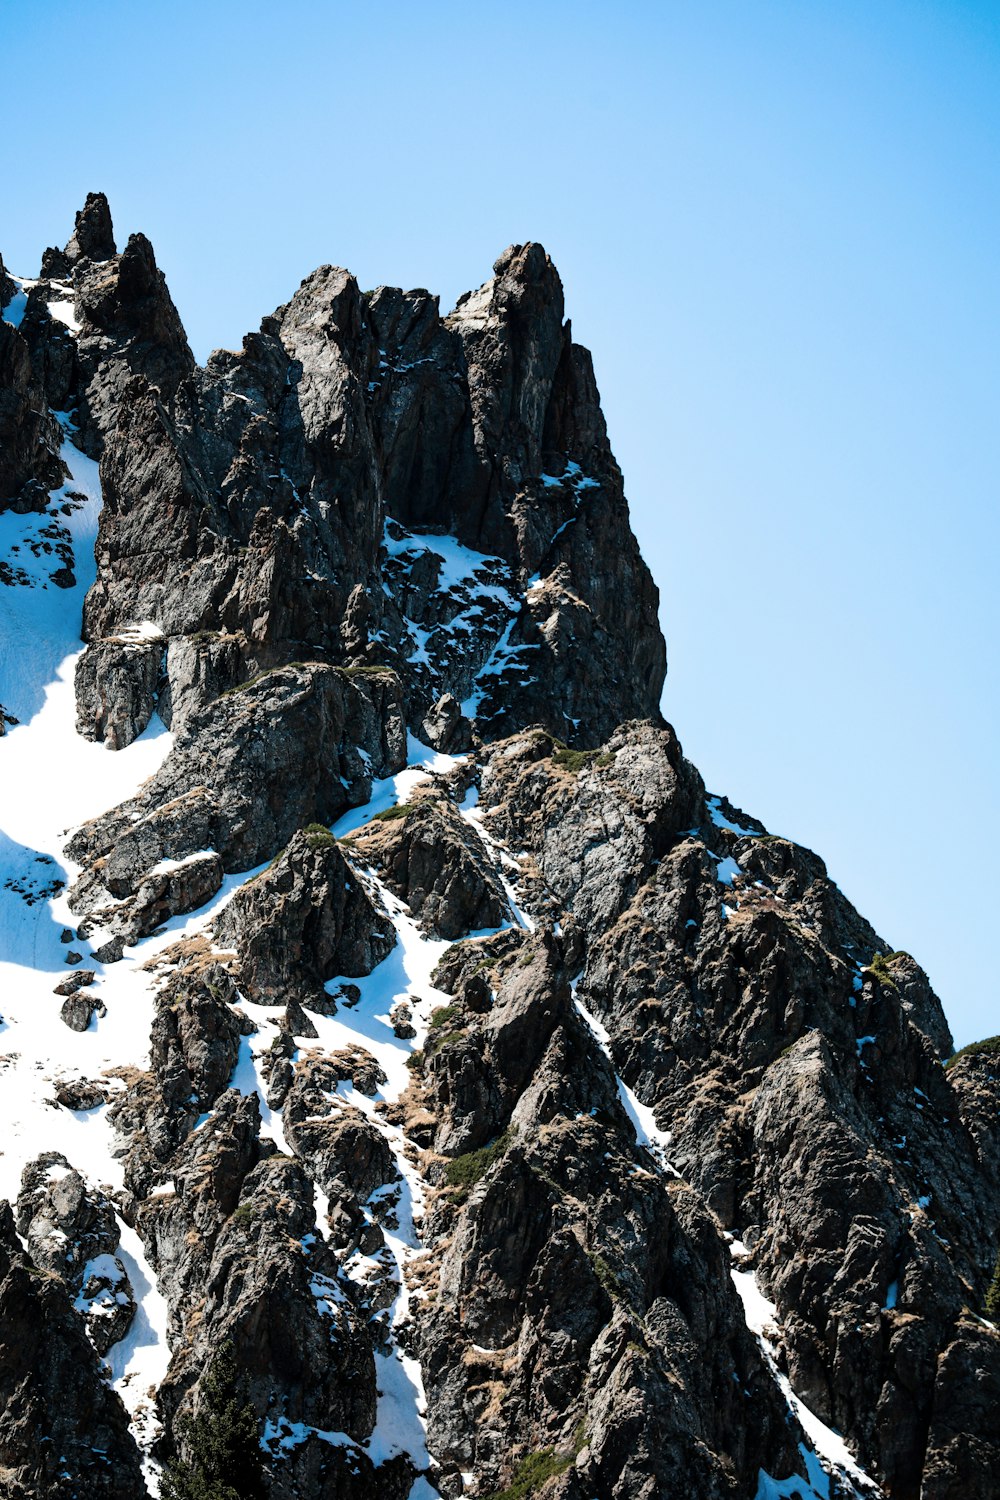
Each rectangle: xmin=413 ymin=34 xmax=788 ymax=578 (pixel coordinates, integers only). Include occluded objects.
xmin=0 ymin=1201 xmax=144 ymax=1497
xmin=74 ymin=633 xmax=163 ymax=748
xmin=16 ymin=1153 xmax=135 ymax=1356
xmin=215 ymin=828 xmax=394 ymax=1006
xmin=350 ymin=798 xmax=509 ymax=939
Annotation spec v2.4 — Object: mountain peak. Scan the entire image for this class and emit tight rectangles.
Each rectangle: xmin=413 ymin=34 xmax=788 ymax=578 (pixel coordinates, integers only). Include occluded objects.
xmin=65 ymin=190 xmax=117 ymax=264
xmin=0 ymin=203 xmax=996 ymax=1500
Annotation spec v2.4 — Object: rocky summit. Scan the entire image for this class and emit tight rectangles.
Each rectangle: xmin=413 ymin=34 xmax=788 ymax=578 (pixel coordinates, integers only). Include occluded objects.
xmin=0 ymin=194 xmax=996 ymax=1500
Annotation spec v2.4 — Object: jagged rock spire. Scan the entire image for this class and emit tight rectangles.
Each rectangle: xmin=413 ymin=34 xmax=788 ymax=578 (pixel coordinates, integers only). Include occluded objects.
xmin=65 ymin=190 xmax=117 ymax=263
xmin=39 ymin=191 xmax=117 ymax=279
xmin=2 ymin=198 xmax=1000 ymax=1500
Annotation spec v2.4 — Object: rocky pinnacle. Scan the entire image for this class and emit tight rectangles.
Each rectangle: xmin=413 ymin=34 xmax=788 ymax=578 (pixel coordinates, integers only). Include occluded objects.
xmin=0 ymin=198 xmax=995 ymax=1500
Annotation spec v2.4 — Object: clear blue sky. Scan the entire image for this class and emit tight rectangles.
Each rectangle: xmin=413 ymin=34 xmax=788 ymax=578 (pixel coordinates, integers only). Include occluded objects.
xmin=2 ymin=0 xmax=997 ymax=1046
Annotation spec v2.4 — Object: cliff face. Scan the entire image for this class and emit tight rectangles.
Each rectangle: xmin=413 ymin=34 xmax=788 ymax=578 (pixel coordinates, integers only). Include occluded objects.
xmin=0 ymin=196 xmax=996 ymax=1500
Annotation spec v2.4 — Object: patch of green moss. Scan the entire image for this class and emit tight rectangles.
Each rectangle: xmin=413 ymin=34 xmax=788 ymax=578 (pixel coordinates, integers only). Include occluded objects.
xmin=985 ymin=1249 xmax=1000 ymax=1323
xmin=864 ymin=951 xmax=904 ymax=992
xmin=588 ymin=1250 xmax=622 ymax=1300
xmin=302 ymin=822 xmax=335 ymax=850
xmin=425 ymin=1005 xmax=467 ymax=1055
xmin=230 ymin=1203 xmax=258 ymax=1227
xmin=529 ymin=1164 xmax=563 ymax=1197
xmin=221 ymin=663 xmax=314 ymax=697
xmin=946 ymin=1035 xmax=1000 ymax=1070
xmin=444 ymin=1131 xmax=510 ymax=1196
xmin=551 ymin=745 xmax=615 ymax=774
xmin=373 ymin=803 xmax=416 ymax=822
xmin=431 ymin=1029 xmax=467 ymax=1051
xmin=484 ymin=1449 xmax=574 ymax=1500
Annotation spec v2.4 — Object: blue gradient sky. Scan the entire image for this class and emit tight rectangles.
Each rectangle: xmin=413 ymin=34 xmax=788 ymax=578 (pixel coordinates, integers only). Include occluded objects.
xmin=2 ymin=0 xmax=997 ymax=1045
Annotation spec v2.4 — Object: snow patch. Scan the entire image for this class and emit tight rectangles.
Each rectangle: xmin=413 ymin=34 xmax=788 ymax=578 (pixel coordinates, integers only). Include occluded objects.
xmin=47 ymin=298 xmax=80 ymax=333
xmin=730 ymin=1241 xmax=882 ymax=1498
xmin=106 ymin=1217 xmax=171 ymax=1458
xmin=707 ymin=796 xmax=761 ymax=838
xmin=573 ymin=989 xmax=679 ymax=1177
xmin=2 ymin=281 xmax=29 ymax=328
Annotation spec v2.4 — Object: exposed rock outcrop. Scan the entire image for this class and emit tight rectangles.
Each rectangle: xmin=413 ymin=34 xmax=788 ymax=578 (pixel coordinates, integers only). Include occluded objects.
xmin=0 ymin=318 xmax=63 ymax=508
xmin=1 ymin=195 xmax=996 ymax=1500
xmin=215 ymin=828 xmax=395 ymax=1007
xmin=65 ymin=663 xmax=407 ymax=901
xmin=0 ymin=1201 xmax=144 ymax=1496
xmin=349 ymin=798 xmax=510 ymax=939
xmin=75 ymin=630 xmax=163 ymax=748
xmin=16 ymin=1153 xmax=135 ymax=1355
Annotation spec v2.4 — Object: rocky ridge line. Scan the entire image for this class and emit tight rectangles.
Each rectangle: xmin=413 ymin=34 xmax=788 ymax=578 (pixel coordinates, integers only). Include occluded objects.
xmin=0 ymin=197 xmax=996 ymax=1500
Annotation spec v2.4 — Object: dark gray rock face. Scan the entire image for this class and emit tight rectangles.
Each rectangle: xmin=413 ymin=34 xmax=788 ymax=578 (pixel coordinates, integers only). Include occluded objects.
xmin=158 ymin=629 xmax=245 ymax=730
xmin=65 ymin=663 xmax=407 ymax=899
xmin=15 ymin=202 xmax=664 ymax=747
xmin=441 ymin=247 xmax=666 ymax=745
xmin=17 ymin=1153 xmax=119 ymax=1286
xmin=72 ymin=231 xmax=195 ymax=454
xmin=267 ymin=1440 xmax=414 ymax=1500
xmin=0 ymin=319 xmax=64 ymax=508
xmin=406 ymin=926 xmax=807 ymax=1500
xmin=164 ymin=1152 xmax=378 ymax=1437
xmin=0 ymin=1201 xmax=144 ymax=1497
xmin=65 ymin=190 xmax=117 ymax=264
xmin=41 ymin=190 xmax=117 ymax=278
xmin=0 ymin=251 xmax=14 ymax=310
xmin=742 ymin=1031 xmax=996 ymax=1499
xmin=149 ymin=960 xmax=247 ymax=1115
xmin=73 ymin=849 xmax=225 ymax=955
xmin=74 ymin=630 xmax=163 ymax=747
xmin=480 ymin=720 xmax=705 ymax=929
xmin=215 ymin=828 xmax=395 ymax=1007
xmin=532 ymin=753 xmax=1000 ymax=1500
xmin=3 ymin=197 xmax=997 ymax=1500
xmin=422 ymin=693 xmax=473 ymax=753
xmin=361 ymin=248 xmax=666 ymax=746
xmin=350 ymin=798 xmax=510 ymax=939
xmin=105 ymin=953 xmax=251 ymax=1199
xmin=15 ymin=1153 xmax=135 ymax=1356
xmin=282 ymin=1055 xmax=395 ymax=1205
xmin=12 ymin=212 xmax=193 ymax=465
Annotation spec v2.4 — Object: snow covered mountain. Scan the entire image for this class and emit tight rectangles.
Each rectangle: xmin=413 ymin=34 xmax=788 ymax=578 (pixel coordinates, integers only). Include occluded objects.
xmin=0 ymin=194 xmax=997 ymax=1500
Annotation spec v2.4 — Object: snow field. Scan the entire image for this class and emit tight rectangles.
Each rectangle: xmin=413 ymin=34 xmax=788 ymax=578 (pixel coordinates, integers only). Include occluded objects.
xmin=0 ymin=422 xmax=178 ymax=1473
